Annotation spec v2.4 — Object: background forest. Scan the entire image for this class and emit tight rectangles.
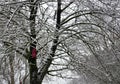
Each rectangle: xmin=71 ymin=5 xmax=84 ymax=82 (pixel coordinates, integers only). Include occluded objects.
xmin=0 ymin=0 xmax=120 ymax=84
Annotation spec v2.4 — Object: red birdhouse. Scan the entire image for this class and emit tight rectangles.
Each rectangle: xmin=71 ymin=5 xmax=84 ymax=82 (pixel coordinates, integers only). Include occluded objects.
xmin=32 ymin=48 xmax=37 ymax=59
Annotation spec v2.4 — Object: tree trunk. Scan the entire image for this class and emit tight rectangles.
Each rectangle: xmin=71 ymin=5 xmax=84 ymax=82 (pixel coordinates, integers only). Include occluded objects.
xmin=37 ymin=0 xmax=61 ymax=83
xmin=9 ymin=55 xmax=15 ymax=84
xmin=28 ymin=0 xmax=38 ymax=84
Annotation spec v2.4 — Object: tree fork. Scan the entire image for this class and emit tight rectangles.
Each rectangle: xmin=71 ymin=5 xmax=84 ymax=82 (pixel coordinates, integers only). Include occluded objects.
xmin=37 ymin=0 xmax=61 ymax=84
